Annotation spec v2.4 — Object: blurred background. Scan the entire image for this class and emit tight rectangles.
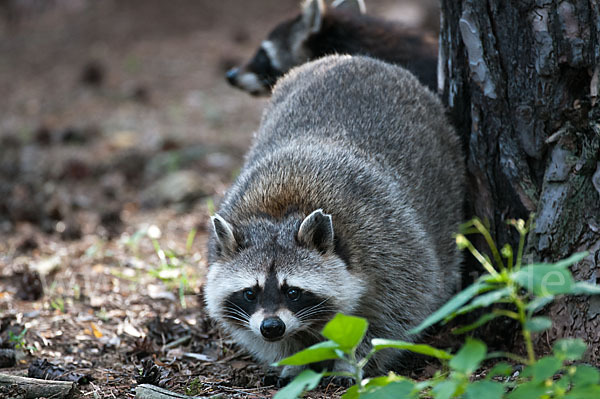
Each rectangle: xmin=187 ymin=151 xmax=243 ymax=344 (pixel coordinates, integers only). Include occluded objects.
xmin=0 ymin=1 xmax=440 ymax=396
xmin=0 ymin=0 xmax=438 ymax=243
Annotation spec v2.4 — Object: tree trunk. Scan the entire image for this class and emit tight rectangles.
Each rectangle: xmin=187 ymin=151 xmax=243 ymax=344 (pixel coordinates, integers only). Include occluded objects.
xmin=440 ymin=0 xmax=600 ymax=363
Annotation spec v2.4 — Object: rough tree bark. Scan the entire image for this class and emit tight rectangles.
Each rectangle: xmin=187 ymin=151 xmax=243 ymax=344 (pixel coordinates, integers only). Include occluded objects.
xmin=439 ymin=0 xmax=600 ymax=363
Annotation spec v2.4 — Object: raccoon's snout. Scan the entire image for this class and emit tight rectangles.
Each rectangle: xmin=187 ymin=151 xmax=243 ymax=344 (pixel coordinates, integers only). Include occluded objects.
xmin=260 ymin=316 xmax=286 ymax=341
xmin=225 ymin=68 xmax=239 ymax=85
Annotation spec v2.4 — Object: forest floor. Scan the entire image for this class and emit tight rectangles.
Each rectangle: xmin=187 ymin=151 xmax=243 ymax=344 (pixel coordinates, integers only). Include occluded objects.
xmin=0 ymin=1 xmax=454 ymax=398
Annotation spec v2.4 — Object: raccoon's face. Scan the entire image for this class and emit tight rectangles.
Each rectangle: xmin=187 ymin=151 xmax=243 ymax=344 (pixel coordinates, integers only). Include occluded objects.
xmin=225 ymin=16 xmax=311 ymax=96
xmin=204 ymin=209 xmax=365 ymax=363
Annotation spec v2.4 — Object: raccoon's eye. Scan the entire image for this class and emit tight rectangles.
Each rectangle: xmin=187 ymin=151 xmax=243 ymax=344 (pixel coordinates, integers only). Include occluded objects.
xmin=286 ymin=288 xmax=301 ymax=301
xmin=243 ymin=289 xmax=256 ymax=302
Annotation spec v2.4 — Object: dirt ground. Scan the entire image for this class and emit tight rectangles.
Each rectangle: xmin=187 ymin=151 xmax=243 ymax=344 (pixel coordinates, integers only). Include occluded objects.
xmin=0 ymin=1 xmax=441 ymax=397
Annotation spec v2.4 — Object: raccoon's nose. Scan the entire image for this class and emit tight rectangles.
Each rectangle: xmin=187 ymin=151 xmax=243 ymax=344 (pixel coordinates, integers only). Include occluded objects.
xmin=260 ymin=317 xmax=286 ymax=340
xmin=226 ymin=68 xmax=239 ymax=85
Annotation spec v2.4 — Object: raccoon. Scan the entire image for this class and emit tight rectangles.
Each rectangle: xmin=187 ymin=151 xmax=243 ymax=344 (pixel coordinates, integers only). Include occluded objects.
xmin=226 ymin=0 xmax=438 ymax=96
xmin=205 ymin=55 xmax=464 ymax=378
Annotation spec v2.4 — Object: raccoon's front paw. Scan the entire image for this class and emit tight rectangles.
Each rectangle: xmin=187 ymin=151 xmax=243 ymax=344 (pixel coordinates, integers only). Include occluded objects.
xmin=280 ymin=365 xmax=306 ymax=379
xmin=320 ymin=360 xmax=361 ymax=388
xmin=264 ymin=365 xmax=306 ymax=388
xmin=320 ymin=375 xmax=355 ymax=388
xmin=262 ymin=373 xmax=291 ymax=388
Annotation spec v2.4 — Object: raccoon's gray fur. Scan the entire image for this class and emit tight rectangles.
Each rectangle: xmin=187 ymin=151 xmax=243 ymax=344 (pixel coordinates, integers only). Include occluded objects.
xmin=205 ymin=55 xmax=464 ymax=377
xmin=226 ymin=0 xmax=438 ymax=95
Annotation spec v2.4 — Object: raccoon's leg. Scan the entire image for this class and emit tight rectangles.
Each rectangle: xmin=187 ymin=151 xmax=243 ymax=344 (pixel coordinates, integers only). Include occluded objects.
xmin=280 ymin=364 xmax=307 ymax=379
xmin=278 ymin=361 xmax=361 ymax=388
xmin=361 ymin=346 xmax=399 ymax=377
xmin=263 ymin=365 xmax=307 ymax=388
xmin=319 ymin=360 xmax=363 ymax=388
xmin=332 ymin=359 xmax=362 ymax=379
xmin=356 ymin=334 xmax=396 ymax=377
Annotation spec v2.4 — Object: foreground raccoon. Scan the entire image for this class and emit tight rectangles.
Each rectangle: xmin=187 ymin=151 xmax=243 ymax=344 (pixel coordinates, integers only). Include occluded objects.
xmin=205 ymin=55 xmax=464 ymax=377
xmin=226 ymin=0 xmax=438 ymax=95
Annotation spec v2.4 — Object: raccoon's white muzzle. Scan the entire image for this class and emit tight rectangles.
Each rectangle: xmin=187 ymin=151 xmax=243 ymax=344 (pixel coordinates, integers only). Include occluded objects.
xmin=249 ymin=309 xmax=301 ymax=342
xmin=225 ymin=68 xmax=270 ymax=96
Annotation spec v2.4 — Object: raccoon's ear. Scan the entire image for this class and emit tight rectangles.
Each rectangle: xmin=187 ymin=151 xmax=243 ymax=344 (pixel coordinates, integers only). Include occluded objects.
xmin=211 ymin=214 xmax=238 ymax=257
xmin=301 ymin=0 xmax=325 ymax=34
xmin=297 ymin=209 xmax=334 ymax=254
xmin=332 ymin=0 xmax=366 ymax=15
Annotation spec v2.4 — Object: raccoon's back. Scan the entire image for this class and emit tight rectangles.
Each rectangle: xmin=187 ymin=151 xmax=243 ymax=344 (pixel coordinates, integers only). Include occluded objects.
xmin=245 ymin=55 xmax=464 ymax=282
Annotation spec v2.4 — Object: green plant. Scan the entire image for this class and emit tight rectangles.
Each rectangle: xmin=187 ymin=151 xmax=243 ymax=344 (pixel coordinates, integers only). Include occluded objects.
xmin=8 ymin=328 xmax=28 ymax=349
xmin=50 ymin=297 xmax=65 ymax=313
xmin=8 ymin=327 xmax=37 ymax=352
xmin=274 ymin=217 xmax=600 ymax=398
xmin=186 ymin=227 xmax=197 ymax=254
xmin=96 ymin=307 xmax=109 ymax=322
xmin=148 ymin=233 xmax=189 ymax=309
xmin=185 ymin=377 xmax=203 ymax=396
xmin=119 ymin=224 xmax=200 ymax=308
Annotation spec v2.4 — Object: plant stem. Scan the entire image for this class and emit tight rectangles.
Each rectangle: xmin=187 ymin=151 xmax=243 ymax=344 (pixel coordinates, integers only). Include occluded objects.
xmin=186 ymin=228 xmax=197 ymax=254
xmin=349 ymin=349 xmax=364 ymax=392
xmin=473 ymin=218 xmax=505 ymax=271
xmin=464 ymin=240 xmax=501 ymax=278
xmin=522 ymin=329 xmax=535 ymax=365
xmin=514 ymin=216 xmax=534 ymax=270
xmin=357 ymin=349 xmax=376 ymax=370
xmin=505 ymin=249 xmax=514 ymax=272
xmin=492 ymin=309 xmax=520 ymax=320
xmin=514 ymin=294 xmax=536 ymax=364
xmin=486 ymin=351 xmax=529 ymax=364
xmin=516 ymin=231 xmax=526 ymax=270
xmin=323 ymin=371 xmax=355 ymax=379
xmin=152 ymin=239 xmax=168 ymax=268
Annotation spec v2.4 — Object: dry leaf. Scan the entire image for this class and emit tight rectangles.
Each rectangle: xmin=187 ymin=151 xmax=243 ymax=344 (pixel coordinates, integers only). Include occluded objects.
xmin=91 ymin=322 xmax=103 ymax=338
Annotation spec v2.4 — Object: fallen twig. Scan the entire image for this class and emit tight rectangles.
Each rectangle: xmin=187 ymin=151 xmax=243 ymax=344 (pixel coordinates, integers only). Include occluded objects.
xmin=135 ymin=383 xmax=224 ymax=399
xmin=0 ymin=373 xmax=77 ymax=399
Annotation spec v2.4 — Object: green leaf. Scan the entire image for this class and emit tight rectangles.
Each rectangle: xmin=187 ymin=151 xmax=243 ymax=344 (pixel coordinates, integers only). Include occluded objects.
xmin=341 ymin=385 xmax=359 ymax=399
xmin=359 ymin=374 xmax=416 ymax=399
xmin=274 ymin=369 xmax=324 ymax=399
xmin=522 ymin=356 xmax=562 ymax=382
xmin=571 ymin=365 xmax=600 ymax=386
xmin=322 ymin=313 xmax=368 ymax=352
xmin=486 ymin=362 xmax=513 ymax=379
xmin=453 ymin=287 xmax=512 ymax=318
xmin=463 ymin=287 xmax=512 ymax=312
xmin=409 ymin=280 xmax=492 ymax=334
xmin=556 ymin=373 xmax=571 ymax=390
xmin=453 ymin=313 xmax=499 ymax=335
xmin=524 ymin=317 xmax=552 ymax=333
xmin=564 ymin=385 xmax=600 ymax=399
xmin=506 ymin=381 xmax=547 ymax=399
xmin=449 ymin=338 xmax=487 ymax=375
xmin=276 ymin=341 xmax=342 ymax=366
xmin=371 ymin=339 xmax=452 ymax=360
xmin=553 ymin=338 xmax=587 ymax=361
xmin=550 ymin=252 xmax=588 ymax=268
xmin=361 ymin=374 xmax=403 ymax=389
xmin=526 ymin=295 xmax=555 ymax=315
xmin=432 ymin=380 xmax=458 ymax=399
xmin=512 ymin=265 xmax=574 ymax=296
xmin=361 ymin=380 xmax=415 ymax=399
xmin=571 ymin=282 xmax=600 ymax=295
xmin=414 ymin=379 xmax=435 ymax=391
xmin=465 ymin=380 xmax=505 ymax=399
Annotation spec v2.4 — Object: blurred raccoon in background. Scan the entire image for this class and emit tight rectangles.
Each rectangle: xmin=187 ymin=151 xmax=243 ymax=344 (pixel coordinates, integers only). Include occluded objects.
xmin=225 ymin=0 xmax=439 ymax=95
